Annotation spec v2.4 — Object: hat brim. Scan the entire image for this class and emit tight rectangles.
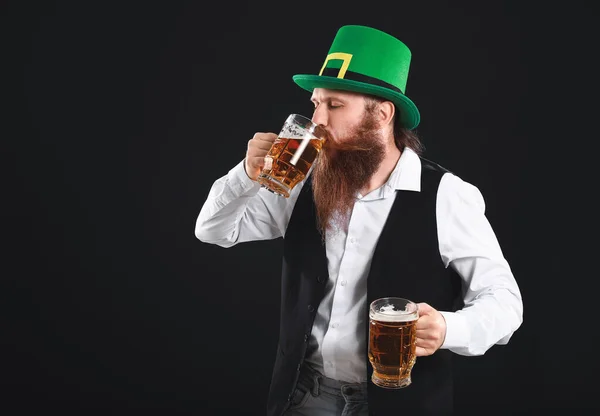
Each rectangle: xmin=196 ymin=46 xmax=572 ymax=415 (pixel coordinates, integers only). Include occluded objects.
xmin=293 ymin=74 xmax=420 ymax=130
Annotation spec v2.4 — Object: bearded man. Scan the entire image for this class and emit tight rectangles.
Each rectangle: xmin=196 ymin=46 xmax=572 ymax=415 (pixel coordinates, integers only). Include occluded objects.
xmin=195 ymin=25 xmax=523 ymax=416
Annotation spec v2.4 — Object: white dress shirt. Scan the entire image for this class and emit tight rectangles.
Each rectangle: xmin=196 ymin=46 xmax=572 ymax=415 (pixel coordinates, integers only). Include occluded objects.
xmin=195 ymin=148 xmax=523 ymax=383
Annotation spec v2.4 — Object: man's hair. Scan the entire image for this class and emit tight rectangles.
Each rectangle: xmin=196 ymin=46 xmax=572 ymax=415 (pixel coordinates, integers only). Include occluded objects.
xmin=364 ymin=95 xmax=424 ymax=155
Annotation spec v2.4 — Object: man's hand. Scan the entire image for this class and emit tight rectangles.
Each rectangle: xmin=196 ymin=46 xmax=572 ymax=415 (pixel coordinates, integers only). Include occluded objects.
xmin=415 ymin=302 xmax=447 ymax=357
xmin=244 ymin=132 xmax=278 ymax=180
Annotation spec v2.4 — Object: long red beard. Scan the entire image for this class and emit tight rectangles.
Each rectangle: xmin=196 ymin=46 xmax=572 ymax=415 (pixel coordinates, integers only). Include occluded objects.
xmin=311 ymin=112 xmax=386 ymax=236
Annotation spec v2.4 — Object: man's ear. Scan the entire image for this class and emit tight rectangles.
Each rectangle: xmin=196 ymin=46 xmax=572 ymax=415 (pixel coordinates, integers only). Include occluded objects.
xmin=378 ymin=100 xmax=395 ymax=128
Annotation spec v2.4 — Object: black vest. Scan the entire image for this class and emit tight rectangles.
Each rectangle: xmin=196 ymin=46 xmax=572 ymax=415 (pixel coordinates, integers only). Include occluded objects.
xmin=267 ymin=158 xmax=463 ymax=416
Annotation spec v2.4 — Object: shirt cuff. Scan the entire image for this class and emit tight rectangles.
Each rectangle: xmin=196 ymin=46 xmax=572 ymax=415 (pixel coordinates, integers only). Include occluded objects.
xmin=439 ymin=311 xmax=470 ymax=350
xmin=227 ymin=159 xmax=261 ymax=195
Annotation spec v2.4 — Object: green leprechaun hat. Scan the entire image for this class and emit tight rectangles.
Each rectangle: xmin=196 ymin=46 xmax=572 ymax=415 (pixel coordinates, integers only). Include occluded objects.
xmin=293 ymin=25 xmax=420 ymax=130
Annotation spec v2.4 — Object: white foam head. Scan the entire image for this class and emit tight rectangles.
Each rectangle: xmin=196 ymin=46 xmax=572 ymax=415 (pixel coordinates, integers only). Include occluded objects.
xmin=281 ymin=119 xmax=313 ymax=140
xmin=370 ymin=304 xmax=418 ymax=322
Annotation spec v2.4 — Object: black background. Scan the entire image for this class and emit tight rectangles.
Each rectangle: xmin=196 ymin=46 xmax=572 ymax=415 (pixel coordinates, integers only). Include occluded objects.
xmin=4 ymin=1 xmax=598 ymax=414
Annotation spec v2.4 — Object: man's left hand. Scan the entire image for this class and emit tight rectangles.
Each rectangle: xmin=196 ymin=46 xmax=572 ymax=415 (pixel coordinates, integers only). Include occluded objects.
xmin=415 ymin=302 xmax=447 ymax=357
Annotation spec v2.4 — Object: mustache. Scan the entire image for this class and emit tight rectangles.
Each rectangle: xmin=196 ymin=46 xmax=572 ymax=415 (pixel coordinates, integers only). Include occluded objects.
xmin=324 ymin=141 xmax=372 ymax=152
xmin=317 ymin=129 xmax=374 ymax=153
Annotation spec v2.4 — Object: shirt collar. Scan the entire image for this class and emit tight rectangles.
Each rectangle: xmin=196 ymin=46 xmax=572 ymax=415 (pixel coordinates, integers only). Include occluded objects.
xmin=358 ymin=147 xmax=421 ymax=201
xmin=387 ymin=147 xmax=422 ymax=192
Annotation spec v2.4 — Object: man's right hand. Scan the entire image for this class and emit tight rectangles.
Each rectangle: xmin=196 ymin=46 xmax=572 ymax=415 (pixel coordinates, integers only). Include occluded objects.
xmin=244 ymin=132 xmax=278 ymax=181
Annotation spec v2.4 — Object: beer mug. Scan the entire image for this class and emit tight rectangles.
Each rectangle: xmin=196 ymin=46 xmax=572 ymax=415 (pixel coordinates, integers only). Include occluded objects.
xmin=368 ymin=297 xmax=419 ymax=389
xmin=256 ymin=114 xmax=328 ymax=198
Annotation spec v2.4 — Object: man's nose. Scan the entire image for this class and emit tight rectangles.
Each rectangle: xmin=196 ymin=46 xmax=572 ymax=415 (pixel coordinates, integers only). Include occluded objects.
xmin=311 ymin=105 xmax=328 ymax=127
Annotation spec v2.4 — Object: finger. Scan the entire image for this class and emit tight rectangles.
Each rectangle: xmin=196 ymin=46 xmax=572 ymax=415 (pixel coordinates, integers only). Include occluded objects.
xmin=415 ymin=345 xmax=433 ymax=357
xmin=416 ymin=330 xmax=436 ymax=340
xmin=248 ymin=156 xmax=268 ymax=168
xmin=417 ymin=302 xmax=432 ymax=315
xmin=248 ymin=144 xmax=271 ymax=156
xmin=416 ymin=336 xmax=439 ymax=352
xmin=416 ymin=337 xmax=434 ymax=348
xmin=251 ymin=140 xmax=275 ymax=151
xmin=255 ymin=133 xmax=278 ymax=142
xmin=417 ymin=321 xmax=444 ymax=339
xmin=416 ymin=315 xmax=432 ymax=330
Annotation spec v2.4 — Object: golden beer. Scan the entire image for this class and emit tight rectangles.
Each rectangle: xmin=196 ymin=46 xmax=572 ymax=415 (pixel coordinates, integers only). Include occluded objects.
xmin=257 ymin=137 xmax=325 ymax=197
xmin=368 ymin=298 xmax=419 ymax=389
xmin=257 ymin=114 xmax=327 ymax=198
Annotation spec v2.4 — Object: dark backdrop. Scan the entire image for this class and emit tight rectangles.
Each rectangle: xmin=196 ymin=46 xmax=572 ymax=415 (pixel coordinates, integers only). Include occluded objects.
xmin=4 ymin=1 xmax=598 ymax=414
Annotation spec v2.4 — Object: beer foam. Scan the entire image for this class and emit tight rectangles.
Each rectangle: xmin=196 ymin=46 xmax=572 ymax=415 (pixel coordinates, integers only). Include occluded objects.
xmin=282 ymin=125 xmax=310 ymax=139
xmin=370 ymin=304 xmax=418 ymax=322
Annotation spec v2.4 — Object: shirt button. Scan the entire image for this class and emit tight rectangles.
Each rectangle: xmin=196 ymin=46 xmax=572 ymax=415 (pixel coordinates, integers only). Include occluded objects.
xmin=307 ymin=304 xmax=314 ymax=312
xmin=350 ymin=237 xmax=356 ymax=244
xmin=304 ymin=334 xmax=309 ymax=342
xmin=331 ymin=323 xmax=338 ymax=328
xmin=340 ymin=280 xmax=347 ymax=286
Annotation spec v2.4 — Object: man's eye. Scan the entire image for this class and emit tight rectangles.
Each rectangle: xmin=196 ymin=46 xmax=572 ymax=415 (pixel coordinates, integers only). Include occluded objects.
xmin=312 ymin=102 xmax=341 ymax=110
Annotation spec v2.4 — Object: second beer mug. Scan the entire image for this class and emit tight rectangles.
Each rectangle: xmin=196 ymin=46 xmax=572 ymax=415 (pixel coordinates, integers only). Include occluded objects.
xmin=257 ymin=114 xmax=328 ymax=198
xmin=368 ymin=297 xmax=419 ymax=389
